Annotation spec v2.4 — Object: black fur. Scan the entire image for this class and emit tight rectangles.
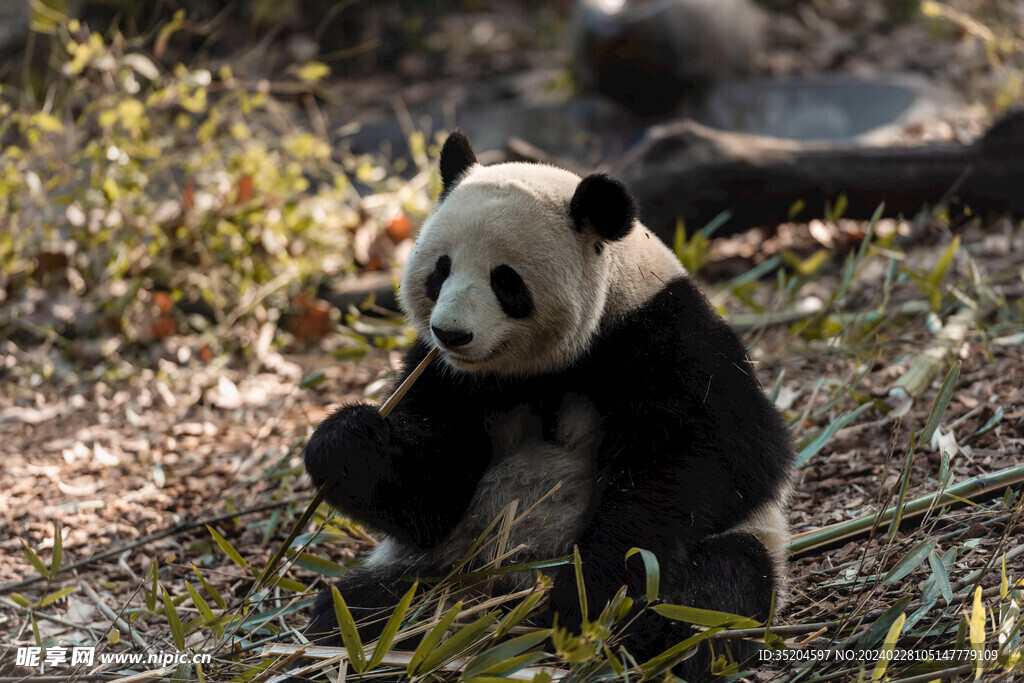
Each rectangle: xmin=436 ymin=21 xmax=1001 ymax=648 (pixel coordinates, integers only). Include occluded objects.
xmin=490 ymin=264 xmax=534 ymax=318
xmin=570 ymin=173 xmax=638 ymax=242
xmin=302 ymin=275 xmax=793 ymax=679
xmin=438 ymin=129 xmax=476 ymax=200
xmin=424 ymin=254 xmax=451 ymax=301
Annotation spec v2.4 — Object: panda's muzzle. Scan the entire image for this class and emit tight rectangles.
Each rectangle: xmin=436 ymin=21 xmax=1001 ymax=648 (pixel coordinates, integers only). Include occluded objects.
xmin=431 ymin=325 xmax=474 ymax=348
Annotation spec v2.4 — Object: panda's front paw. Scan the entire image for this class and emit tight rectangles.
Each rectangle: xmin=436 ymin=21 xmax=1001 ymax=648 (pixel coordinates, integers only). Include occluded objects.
xmin=304 ymin=404 xmax=391 ymax=492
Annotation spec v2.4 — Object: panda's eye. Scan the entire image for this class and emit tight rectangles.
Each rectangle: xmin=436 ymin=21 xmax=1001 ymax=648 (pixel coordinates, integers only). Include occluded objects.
xmin=490 ymin=265 xmax=534 ymax=318
xmin=425 ymin=254 xmax=451 ymax=301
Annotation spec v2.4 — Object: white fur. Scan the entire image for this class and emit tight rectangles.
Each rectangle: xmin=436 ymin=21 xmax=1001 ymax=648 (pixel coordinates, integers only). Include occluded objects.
xmin=719 ymin=489 xmax=792 ymax=606
xmin=400 ymin=162 xmax=686 ymax=376
xmin=364 ymin=396 xmax=600 ymax=585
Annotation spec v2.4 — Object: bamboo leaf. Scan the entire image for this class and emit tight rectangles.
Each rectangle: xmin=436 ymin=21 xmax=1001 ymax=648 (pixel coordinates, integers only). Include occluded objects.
xmin=788 ymin=198 xmax=806 ymax=220
xmin=51 ymin=522 xmax=62 ymax=576
xmin=929 ymin=235 xmax=961 ymax=288
xmin=299 ymin=371 xmax=327 ymax=389
xmin=969 ymin=585 xmax=985 ymax=681
xmin=20 ymin=540 xmax=50 ymax=580
xmin=366 ymin=581 xmax=417 ymax=670
xmin=206 ymin=525 xmax=248 ymax=568
xmin=887 ymin=450 xmax=915 ymax=540
xmin=699 ymin=209 xmax=732 ymax=237
xmin=794 ymin=402 xmax=874 ymax=468
xmin=650 ymin=604 xmax=760 ymax=629
xmin=625 ymin=547 xmax=660 ymax=603
xmin=192 ymin=565 xmax=226 ymax=610
xmin=917 ymin=361 xmax=961 ymax=448
xmin=420 ymin=612 xmax=498 ymax=673
xmin=462 ymin=630 xmax=551 ymax=679
xmin=829 ymin=193 xmax=849 ymax=222
xmin=267 ymin=575 xmax=307 ymax=593
xmin=640 ymin=627 xmax=725 ymax=680
xmin=146 ymin=558 xmax=159 ymax=613
xmin=927 ymin=550 xmax=953 ymax=604
xmin=883 ymin=539 xmax=937 ymax=585
xmin=331 ymin=585 xmax=366 ymax=672
xmin=289 ymin=552 xmax=348 ymax=578
xmin=860 ymin=597 xmax=912 ymax=649
xmin=162 ymin=586 xmax=186 ymax=652
xmin=769 ymin=368 xmax=785 ymax=405
xmin=573 ymin=545 xmax=588 ymax=624
xmin=871 ymin=612 xmax=906 ymax=681
xmin=408 ymin=601 xmax=462 ymax=675
xmin=9 ymin=593 xmax=31 ymax=608
xmin=185 ymin=581 xmax=216 ymax=625
xmin=497 ymin=591 xmax=545 ymax=637
xmin=37 ymin=586 xmax=78 ymax=607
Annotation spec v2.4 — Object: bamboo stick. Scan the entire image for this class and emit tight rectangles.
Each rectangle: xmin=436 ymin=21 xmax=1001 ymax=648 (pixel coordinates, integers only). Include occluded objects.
xmin=788 ymin=463 xmax=1024 ymax=556
xmin=255 ymin=347 xmax=439 ymax=592
xmin=261 ymin=643 xmax=566 ymax=681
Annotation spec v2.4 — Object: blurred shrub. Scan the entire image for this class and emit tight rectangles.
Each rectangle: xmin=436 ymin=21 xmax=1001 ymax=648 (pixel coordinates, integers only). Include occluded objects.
xmin=0 ymin=18 xmax=433 ymax=353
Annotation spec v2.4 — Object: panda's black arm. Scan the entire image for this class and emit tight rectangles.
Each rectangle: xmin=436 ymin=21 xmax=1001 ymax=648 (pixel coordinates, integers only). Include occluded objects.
xmin=304 ymin=342 xmax=493 ymax=549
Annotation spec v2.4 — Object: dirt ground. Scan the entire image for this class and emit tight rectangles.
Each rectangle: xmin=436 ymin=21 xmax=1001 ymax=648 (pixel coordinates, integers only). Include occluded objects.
xmin=2 ymin=0 xmax=1023 ymax=680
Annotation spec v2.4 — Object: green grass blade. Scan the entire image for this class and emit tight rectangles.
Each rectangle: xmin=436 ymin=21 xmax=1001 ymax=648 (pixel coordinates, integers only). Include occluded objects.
xmin=408 ymin=601 xmax=462 ymax=675
xmin=51 ymin=522 xmax=62 ymax=576
xmin=928 ymin=550 xmax=953 ymax=603
xmin=886 ymin=450 xmax=916 ymax=540
xmin=917 ymin=361 xmax=961 ymax=448
xmin=651 ymin=604 xmax=760 ymax=629
xmin=860 ymin=596 xmax=911 ymax=649
xmin=625 ymin=547 xmax=661 ymax=603
xmin=331 ymin=585 xmax=366 ymax=672
xmin=419 ymin=611 xmax=498 ymax=673
xmin=288 ymin=552 xmax=348 ymax=578
xmin=147 ymin=558 xmax=159 ymax=613
xmin=162 ymin=586 xmax=186 ymax=652
xmin=185 ymin=580 xmax=216 ymax=625
xmin=794 ymin=402 xmax=874 ymax=468
xmin=573 ymin=545 xmax=588 ymax=624
xmin=366 ymin=580 xmax=417 ymax=670
xmin=462 ymin=629 xmax=551 ymax=679
xmin=37 ymin=586 xmax=77 ymax=607
xmin=640 ymin=627 xmax=725 ymax=680
xmin=497 ymin=591 xmax=545 ymax=637
xmin=969 ymin=586 xmax=985 ymax=681
xmin=882 ymin=538 xmax=937 ymax=585
xmin=870 ymin=612 xmax=906 ymax=681
xmin=20 ymin=540 xmax=50 ymax=580
xmin=206 ymin=525 xmax=248 ymax=569
xmin=192 ymin=565 xmax=227 ymax=610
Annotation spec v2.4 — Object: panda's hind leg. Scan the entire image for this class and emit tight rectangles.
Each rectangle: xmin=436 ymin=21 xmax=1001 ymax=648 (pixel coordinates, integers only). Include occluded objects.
xmin=624 ymin=532 xmax=776 ymax=682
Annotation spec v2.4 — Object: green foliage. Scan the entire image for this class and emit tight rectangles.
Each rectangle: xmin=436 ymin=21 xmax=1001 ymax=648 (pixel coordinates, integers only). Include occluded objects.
xmin=672 ymin=211 xmax=730 ymax=276
xmin=0 ymin=19 xmax=430 ymax=358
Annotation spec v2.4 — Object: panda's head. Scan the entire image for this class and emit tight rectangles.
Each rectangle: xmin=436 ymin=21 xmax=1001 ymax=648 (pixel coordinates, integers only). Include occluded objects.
xmin=400 ymin=130 xmax=675 ymax=376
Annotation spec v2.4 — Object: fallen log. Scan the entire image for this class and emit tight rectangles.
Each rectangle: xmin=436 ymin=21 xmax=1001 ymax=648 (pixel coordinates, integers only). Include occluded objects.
xmin=606 ymin=109 xmax=1024 ymax=239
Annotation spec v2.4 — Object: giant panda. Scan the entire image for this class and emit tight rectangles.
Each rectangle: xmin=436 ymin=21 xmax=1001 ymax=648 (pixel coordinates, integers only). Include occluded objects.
xmin=301 ymin=130 xmax=793 ymax=679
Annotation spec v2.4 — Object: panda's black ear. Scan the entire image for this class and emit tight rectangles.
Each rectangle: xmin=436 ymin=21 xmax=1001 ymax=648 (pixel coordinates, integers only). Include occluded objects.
xmin=439 ymin=129 xmax=477 ymax=199
xmin=570 ymin=174 xmax=637 ymax=242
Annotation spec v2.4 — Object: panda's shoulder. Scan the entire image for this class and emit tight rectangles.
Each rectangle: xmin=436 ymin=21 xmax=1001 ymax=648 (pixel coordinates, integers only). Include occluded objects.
xmin=612 ymin=276 xmax=730 ymax=342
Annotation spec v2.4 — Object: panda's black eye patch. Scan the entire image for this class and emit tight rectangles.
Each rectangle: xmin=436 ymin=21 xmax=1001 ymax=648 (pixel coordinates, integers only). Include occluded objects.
xmin=425 ymin=255 xmax=451 ymax=301
xmin=490 ymin=265 xmax=534 ymax=318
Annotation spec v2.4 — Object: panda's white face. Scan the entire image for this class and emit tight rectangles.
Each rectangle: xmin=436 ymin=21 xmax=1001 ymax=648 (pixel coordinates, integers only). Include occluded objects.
xmin=400 ymin=131 xmax=686 ymax=376
xmin=400 ymin=163 xmax=611 ymax=376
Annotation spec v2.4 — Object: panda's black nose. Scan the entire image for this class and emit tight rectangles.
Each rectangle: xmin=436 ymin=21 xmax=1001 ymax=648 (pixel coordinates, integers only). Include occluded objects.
xmin=431 ymin=326 xmax=474 ymax=348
